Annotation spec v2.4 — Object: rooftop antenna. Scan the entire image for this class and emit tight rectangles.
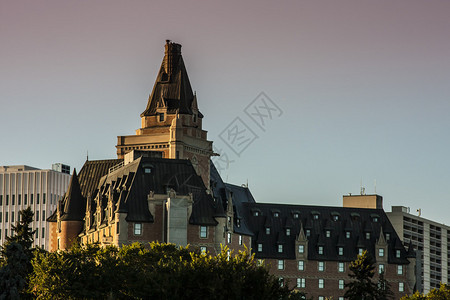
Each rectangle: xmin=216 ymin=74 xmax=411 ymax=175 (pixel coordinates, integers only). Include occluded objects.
xmin=86 ymin=150 xmax=89 ymax=161
xmin=360 ymin=177 xmax=365 ymax=195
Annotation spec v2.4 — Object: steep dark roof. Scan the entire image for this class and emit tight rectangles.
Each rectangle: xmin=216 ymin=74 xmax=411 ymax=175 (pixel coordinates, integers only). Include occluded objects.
xmin=60 ymin=169 xmax=85 ymax=221
xmin=85 ymin=157 xmax=217 ymax=226
xmin=141 ymin=41 xmax=201 ymax=117
xmin=78 ymin=159 xmax=122 ymax=198
xmin=243 ymin=203 xmax=410 ymax=264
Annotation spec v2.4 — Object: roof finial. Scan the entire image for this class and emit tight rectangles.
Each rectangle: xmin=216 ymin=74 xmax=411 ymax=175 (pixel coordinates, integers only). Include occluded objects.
xmin=86 ymin=150 xmax=89 ymax=161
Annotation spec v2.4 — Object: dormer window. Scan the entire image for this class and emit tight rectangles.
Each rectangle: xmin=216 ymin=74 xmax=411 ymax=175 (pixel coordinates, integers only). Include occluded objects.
xmin=236 ymin=218 xmax=241 ymax=228
xmin=338 ymin=247 xmax=344 ymax=256
xmin=326 ymin=230 xmax=331 ymax=238
xmin=253 ymin=211 xmax=259 ymax=217
xmin=293 ymin=213 xmax=299 ymax=219
xmin=346 ymin=231 xmax=351 ymax=238
xmin=396 ymin=250 xmax=401 ymax=258
xmin=144 ymin=167 xmax=152 ymax=174
xmin=333 ymin=215 xmax=339 ymax=221
xmin=373 ymin=217 xmax=379 ymax=222
xmin=278 ymin=244 xmax=283 ymax=253
xmin=318 ymin=246 xmax=324 ymax=255
xmin=273 ymin=212 xmax=279 ymax=217
xmin=258 ymin=243 xmax=263 ymax=252
xmin=386 ymin=233 xmax=390 ymax=241
xmin=266 ymin=227 xmax=270 ymax=235
xmin=286 ymin=228 xmax=291 ymax=236
xmin=366 ymin=232 xmax=371 ymax=240
xmin=158 ymin=113 xmax=165 ymax=122
xmin=358 ymin=248 xmax=364 ymax=255
xmin=193 ymin=114 xmax=197 ymax=123
xmin=306 ymin=229 xmax=311 ymax=237
xmin=313 ymin=214 xmax=319 ymax=220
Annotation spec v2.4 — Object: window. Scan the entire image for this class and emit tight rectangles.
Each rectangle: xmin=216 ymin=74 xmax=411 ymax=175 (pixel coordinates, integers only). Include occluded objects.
xmin=386 ymin=233 xmax=390 ymax=240
xmin=31 ymin=194 xmax=33 ymax=204
xmin=286 ymin=228 xmax=291 ymax=236
xmin=277 ymin=260 xmax=284 ymax=270
xmin=200 ymin=226 xmax=207 ymax=238
xmin=318 ymin=261 xmax=325 ymax=271
xmin=298 ymin=245 xmax=304 ymax=253
xmin=339 ymin=297 xmax=344 ymax=300
xmin=379 ymin=264 xmax=385 ymax=274
xmin=6 ymin=195 xmax=9 ymax=205
xmin=0 ymin=195 xmax=2 ymax=205
xmin=24 ymin=194 xmax=27 ymax=205
xmin=266 ymin=227 xmax=270 ymax=234
xmin=379 ymin=248 xmax=385 ymax=257
xmin=346 ymin=231 xmax=351 ymax=238
xmin=298 ymin=260 xmax=304 ymax=271
xmin=227 ymin=232 xmax=231 ymax=243
xmin=396 ymin=250 xmax=401 ymax=258
xmin=278 ymin=244 xmax=283 ymax=253
xmin=318 ymin=297 xmax=324 ymax=300
xmin=333 ymin=215 xmax=339 ymax=221
xmin=253 ymin=211 xmax=259 ymax=217
xmin=5 ymin=212 xmax=8 ymax=222
xmin=397 ymin=265 xmax=403 ymax=275
xmin=12 ymin=195 xmax=15 ymax=205
xmin=306 ymin=229 xmax=311 ymax=237
xmin=258 ymin=243 xmax=263 ymax=252
xmin=338 ymin=262 xmax=345 ymax=272
xmin=18 ymin=195 xmax=21 ymax=205
xmin=273 ymin=212 xmax=279 ymax=217
xmin=134 ymin=223 xmax=142 ymax=235
xmin=366 ymin=232 xmax=371 ymax=239
xmin=37 ymin=194 xmax=40 ymax=204
xmin=42 ymin=227 xmax=45 ymax=238
xmin=159 ymin=113 xmax=165 ymax=122
xmin=399 ymin=282 xmax=404 ymax=292
xmin=0 ymin=212 xmax=2 ymax=222
xmin=326 ymin=230 xmax=331 ymax=237
xmin=42 ymin=210 xmax=45 ymax=221
xmin=358 ymin=248 xmax=364 ymax=255
xmin=293 ymin=213 xmax=299 ymax=219
xmin=318 ymin=279 xmax=324 ymax=289
xmin=236 ymin=219 xmax=241 ymax=227
xmin=318 ymin=246 xmax=324 ymax=255
xmin=297 ymin=278 xmax=305 ymax=288
xmin=279 ymin=277 xmax=284 ymax=287
xmin=339 ymin=279 xmax=344 ymax=289
xmin=313 ymin=214 xmax=319 ymax=220
xmin=116 ymin=222 xmax=120 ymax=234
xmin=11 ymin=212 xmax=14 ymax=223
xmin=200 ymin=246 xmax=207 ymax=254
xmin=43 ymin=193 xmax=46 ymax=204
xmin=35 ymin=229 xmax=39 ymax=239
xmin=239 ymin=235 xmax=243 ymax=245
xmin=338 ymin=247 xmax=344 ymax=256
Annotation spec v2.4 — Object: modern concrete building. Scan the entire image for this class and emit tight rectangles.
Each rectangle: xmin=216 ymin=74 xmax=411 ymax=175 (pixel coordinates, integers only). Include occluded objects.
xmin=0 ymin=165 xmax=70 ymax=250
xmin=387 ymin=206 xmax=450 ymax=293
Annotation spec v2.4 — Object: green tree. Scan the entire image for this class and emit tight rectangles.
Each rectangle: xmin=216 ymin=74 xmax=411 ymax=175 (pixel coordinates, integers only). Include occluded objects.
xmin=401 ymin=283 xmax=450 ymax=300
xmin=30 ymin=242 xmax=294 ymax=300
xmin=376 ymin=270 xmax=394 ymax=300
xmin=344 ymin=250 xmax=379 ymax=300
xmin=0 ymin=207 xmax=36 ymax=299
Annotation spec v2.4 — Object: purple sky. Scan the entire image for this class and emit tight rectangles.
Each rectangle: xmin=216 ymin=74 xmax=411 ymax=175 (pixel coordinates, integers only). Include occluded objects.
xmin=1 ymin=0 xmax=450 ymax=224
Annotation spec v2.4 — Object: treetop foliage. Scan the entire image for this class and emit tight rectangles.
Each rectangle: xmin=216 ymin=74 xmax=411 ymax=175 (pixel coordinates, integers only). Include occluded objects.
xmin=30 ymin=242 xmax=298 ymax=300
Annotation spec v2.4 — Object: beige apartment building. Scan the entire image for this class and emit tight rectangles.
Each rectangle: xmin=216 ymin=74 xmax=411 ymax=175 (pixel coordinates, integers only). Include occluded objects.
xmin=0 ymin=165 xmax=70 ymax=249
xmin=387 ymin=206 xmax=450 ymax=293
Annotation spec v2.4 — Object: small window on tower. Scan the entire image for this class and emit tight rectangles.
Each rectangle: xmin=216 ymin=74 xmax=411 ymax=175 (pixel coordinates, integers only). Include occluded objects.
xmin=159 ymin=113 xmax=165 ymax=122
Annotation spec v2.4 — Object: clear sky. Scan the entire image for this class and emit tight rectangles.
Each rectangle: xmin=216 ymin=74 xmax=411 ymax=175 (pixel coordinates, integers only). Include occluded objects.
xmin=1 ymin=0 xmax=450 ymax=224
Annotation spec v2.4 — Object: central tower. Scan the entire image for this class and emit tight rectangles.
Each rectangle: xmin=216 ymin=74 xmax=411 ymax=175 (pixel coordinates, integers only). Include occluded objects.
xmin=116 ymin=40 xmax=213 ymax=188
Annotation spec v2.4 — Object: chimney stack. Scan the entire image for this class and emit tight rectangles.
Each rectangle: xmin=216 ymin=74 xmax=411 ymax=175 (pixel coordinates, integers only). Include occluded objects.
xmin=164 ymin=40 xmax=182 ymax=77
